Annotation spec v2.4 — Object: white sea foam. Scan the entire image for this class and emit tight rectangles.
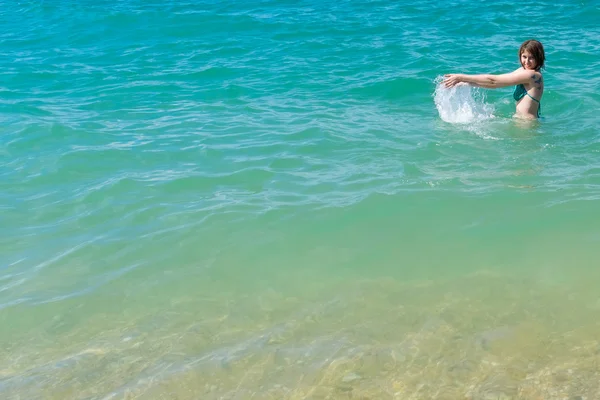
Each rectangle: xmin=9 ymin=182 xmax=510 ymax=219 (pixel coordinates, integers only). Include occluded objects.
xmin=433 ymin=76 xmax=495 ymax=124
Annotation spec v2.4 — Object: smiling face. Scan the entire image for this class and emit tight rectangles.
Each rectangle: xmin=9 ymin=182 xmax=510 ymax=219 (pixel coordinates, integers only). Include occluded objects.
xmin=518 ymin=40 xmax=545 ymax=71
xmin=520 ymin=51 xmax=537 ymax=70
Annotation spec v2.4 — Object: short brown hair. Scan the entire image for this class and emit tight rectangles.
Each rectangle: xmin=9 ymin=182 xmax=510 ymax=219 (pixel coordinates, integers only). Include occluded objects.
xmin=519 ymin=40 xmax=545 ymax=70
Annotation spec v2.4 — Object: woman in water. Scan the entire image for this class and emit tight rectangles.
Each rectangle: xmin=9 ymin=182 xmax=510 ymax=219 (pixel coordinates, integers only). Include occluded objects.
xmin=443 ymin=39 xmax=545 ymax=119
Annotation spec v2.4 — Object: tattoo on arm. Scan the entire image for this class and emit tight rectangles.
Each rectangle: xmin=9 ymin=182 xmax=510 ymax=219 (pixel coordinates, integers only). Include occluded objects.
xmin=533 ymin=75 xmax=542 ymax=89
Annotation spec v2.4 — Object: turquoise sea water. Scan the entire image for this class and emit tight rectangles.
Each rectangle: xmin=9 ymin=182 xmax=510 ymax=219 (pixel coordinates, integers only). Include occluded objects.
xmin=2 ymin=1 xmax=600 ymax=398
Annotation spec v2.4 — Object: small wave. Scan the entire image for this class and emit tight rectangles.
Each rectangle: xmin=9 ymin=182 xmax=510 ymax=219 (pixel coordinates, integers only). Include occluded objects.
xmin=433 ymin=76 xmax=495 ymax=124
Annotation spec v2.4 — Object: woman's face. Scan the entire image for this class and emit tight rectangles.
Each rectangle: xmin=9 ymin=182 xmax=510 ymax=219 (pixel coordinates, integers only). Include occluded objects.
xmin=521 ymin=51 xmax=537 ymax=70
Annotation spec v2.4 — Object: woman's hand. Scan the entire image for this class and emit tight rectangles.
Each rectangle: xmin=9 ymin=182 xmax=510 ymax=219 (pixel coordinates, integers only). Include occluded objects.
xmin=443 ymin=74 xmax=465 ymax=88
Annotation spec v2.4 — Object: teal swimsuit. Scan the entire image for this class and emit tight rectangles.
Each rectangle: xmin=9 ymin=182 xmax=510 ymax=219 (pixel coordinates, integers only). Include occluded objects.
xmin=513 ymin=84 xmax=541 ymax=118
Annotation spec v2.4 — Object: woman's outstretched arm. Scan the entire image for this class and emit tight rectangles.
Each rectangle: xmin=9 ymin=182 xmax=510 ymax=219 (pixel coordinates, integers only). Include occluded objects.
xmin=444 ymin=68 xmax=537 ymax=89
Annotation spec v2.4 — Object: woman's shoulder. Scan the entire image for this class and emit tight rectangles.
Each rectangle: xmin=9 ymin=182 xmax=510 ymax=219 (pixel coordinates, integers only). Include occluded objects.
xmin=513 ymin=67 xmax=542 ymax=74
xmin=510 ymin=68 xmax=541 ymax=82
xmin=521 ymin=68 xmax=543 ymax=82
xmin=532 ymin=71 xmax=543 ymax=89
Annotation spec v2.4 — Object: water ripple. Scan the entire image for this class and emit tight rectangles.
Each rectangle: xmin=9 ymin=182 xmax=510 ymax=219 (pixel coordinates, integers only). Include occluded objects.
xmin=1 ymin=1 xmax=600 ymax=395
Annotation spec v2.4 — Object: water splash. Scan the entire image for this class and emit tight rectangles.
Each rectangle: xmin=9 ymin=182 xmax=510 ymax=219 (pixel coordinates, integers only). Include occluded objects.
xmin=433 ymin=76 xmax=495 ymax=124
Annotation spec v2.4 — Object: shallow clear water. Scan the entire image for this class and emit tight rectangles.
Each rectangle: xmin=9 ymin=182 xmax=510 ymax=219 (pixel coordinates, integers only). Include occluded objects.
xmin=2 ymin=1 xmax=600 ymax=398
